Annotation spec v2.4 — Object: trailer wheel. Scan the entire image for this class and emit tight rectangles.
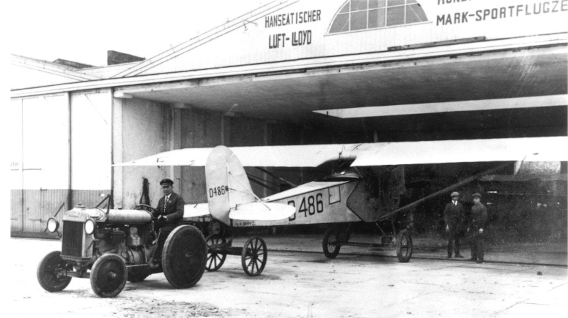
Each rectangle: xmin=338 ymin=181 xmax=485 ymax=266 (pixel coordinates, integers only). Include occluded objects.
xmin=322 ymin=227 xmax=341 ymax=259
xmin=241 ymin=237 xmax=267 ymax=276
xmin=90 ymin=254 xmax=127 ymax=298
xmin=396 ymin=229 xmax=413 ymax=263
xmin=205 ymin=234 xmax=227 ymax=271
xmin=162 ymin=225 xmax=207 ymax=288
xmin=37 ymin=251 xmax=72 ymax=292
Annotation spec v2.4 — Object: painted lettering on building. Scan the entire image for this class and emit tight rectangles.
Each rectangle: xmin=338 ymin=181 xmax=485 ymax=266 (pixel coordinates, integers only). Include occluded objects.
xmin=265 ymin=10 xmax=322 ymax=28
xmin=265 ymin=9 xmax=321 ymax=49
xmin=436 ymin=0 xmax=568 ymax=25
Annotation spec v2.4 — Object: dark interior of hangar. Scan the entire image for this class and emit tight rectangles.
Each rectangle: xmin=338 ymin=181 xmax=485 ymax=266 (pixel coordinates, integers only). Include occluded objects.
xmin=299 ymin=106 xmax=568 ymax=143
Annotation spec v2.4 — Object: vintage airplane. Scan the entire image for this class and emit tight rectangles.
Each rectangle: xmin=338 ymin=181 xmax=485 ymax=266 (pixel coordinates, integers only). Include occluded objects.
xmin=117 ymin=136 xmax=567 ymax=266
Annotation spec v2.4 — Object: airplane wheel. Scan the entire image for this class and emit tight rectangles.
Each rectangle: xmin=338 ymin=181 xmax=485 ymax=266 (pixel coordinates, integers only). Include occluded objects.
xmin=396 ymin=229 xmax=413 ymax=263
xmin=322 ymin=227 xmax=341 ymax=259
xmin=90 ymin=254 xmax=127 ymax=298
xmin=37 ymin=251 xmax=72 ymax=292
xmin=205 ymin=234 xmax=227 ymax=271
xmin=162 ymin=225 xmax=207 ymax=288
xmin=241 ymin=237 xmax=267 ymax=276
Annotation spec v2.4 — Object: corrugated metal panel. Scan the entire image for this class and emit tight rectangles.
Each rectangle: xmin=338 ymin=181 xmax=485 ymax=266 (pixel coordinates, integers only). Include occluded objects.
xmin=11 ymin=190 xmax=23 ymax=232
xmin=22 ymin=189 xmax=68 ymax=233
xmin=71 ymin=190 xmax=112 ymax=209
xmin=11 ymin=189 xmax=110 ymax=236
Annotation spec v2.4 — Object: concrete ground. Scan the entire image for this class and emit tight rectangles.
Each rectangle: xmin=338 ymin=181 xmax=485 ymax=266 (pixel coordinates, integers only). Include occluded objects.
xmin=260 ymin=233 xmax=568 ymax=266
xmin=8 ymin=236 xmax=567 ymax=318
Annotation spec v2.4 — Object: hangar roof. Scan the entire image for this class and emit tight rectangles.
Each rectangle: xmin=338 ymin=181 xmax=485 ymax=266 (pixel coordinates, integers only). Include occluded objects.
xmin=10 ymin=0 xmax=568 ymax=138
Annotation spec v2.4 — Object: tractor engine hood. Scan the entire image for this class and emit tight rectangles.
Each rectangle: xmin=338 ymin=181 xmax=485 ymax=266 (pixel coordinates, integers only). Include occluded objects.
xmin=63 ymin=206 xmax=152 ymax=224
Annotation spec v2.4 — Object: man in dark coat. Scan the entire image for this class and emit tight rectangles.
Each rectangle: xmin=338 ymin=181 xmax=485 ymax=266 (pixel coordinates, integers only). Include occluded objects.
xmin=150 ymin=178 xmax=185 ymax=269
xmin=444 ymin=191 xmax=465 ymax=258
xmin=469 ymin=193 xmax=488 ymax=263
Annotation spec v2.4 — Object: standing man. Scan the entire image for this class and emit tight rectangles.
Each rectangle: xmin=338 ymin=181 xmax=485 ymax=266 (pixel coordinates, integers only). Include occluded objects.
xmin=444 ymin=192 xmax=465 ymax=258
xmin=150 ymin=178 xmax=185 ymax=269
xmin=469 ymin=193 xmax=488 ymax=263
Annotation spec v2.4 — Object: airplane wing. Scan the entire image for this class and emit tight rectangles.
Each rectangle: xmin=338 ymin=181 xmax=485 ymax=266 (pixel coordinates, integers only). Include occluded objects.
xmin=115 ymin=144 xmax=347 ymax=167
xmin=115 ymin=136 xmax=568 ymax=168
xmin=349 ymin=136 xmax=568 ymax=166
xmin=229 ymin=202 xmax=296 ymax=221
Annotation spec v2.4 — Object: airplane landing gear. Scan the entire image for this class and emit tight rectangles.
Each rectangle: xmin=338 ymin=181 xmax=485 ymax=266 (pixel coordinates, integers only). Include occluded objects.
xmin=395 ymin=229 xmax=413 ymax=263
xmin=321 ymin=223 xmax=413 ymax=263
xmin=322 ymin=227 xmax=341 ymax=259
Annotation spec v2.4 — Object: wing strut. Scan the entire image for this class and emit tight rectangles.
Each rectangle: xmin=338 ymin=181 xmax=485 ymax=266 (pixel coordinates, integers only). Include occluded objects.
xmin=381 ymin=162 xmax=513 ymax=220
xmin=255 ymin=167 xmax=298 ymax=187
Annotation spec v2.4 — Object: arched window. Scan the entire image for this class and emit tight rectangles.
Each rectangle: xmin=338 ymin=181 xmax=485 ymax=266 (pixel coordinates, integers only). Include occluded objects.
xmin=329 ymin=0 xmax=428 ymax=34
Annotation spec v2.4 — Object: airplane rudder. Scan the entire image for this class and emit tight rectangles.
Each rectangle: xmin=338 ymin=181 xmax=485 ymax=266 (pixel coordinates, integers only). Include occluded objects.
xmin=205 ymin=146 xmax=232 ymax=223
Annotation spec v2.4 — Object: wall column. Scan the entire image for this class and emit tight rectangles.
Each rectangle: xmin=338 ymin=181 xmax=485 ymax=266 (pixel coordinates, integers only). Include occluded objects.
xmin=172 ymin=103 xmax=185 ymax=194
xmin=112 ymin=96 xmax=124 ymax=208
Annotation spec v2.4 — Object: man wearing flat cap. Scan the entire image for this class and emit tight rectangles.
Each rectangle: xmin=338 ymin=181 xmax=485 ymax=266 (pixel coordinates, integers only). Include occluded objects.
xmin=443 ymin=191 xmax=465 ymax=258
xmin=150 ymin=178 xmax=185 ymax=269
xmin=469 ymin=193 xmax=488 ymax=263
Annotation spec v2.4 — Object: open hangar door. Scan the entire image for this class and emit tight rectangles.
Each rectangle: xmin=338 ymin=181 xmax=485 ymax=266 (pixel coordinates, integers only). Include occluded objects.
xmin=114 ymin=44 xmax=567 ymax=245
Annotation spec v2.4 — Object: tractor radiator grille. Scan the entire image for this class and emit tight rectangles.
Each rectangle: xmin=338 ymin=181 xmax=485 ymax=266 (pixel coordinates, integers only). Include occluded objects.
xmin=62 ymin=221 xmax=83 ymax=257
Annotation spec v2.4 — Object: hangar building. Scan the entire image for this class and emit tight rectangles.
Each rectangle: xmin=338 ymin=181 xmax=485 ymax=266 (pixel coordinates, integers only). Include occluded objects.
xmin=9 ymin=0 xmax=567 ymax=238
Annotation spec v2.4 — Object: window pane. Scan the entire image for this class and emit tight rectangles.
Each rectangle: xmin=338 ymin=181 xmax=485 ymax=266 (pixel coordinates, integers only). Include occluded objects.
xmin=406 ymin=4 xmax=427 ymax=23
xmin=330 ymin=13 xmax=350 ymax=33
xmin=387 ymin=6 xmax=404 ymax=25
xmin=351 ymin=0 xmax=368 ymax=11
xmin=371 ymin=0 xmax=387 ymax=8
xmin=368 ymin=9 xmax=379 ymax=28
xmin=368 ymin=9 xmax=386 ymax=28
xmin=339 ymin=2 xmax=350 ymax=13
xmin=378 ymin=8 xmax=386 ymax=27
xmin=387 ymin=0 xmax=405 ymax=6
xmin=350 ymin=11 xmax=368 ymax=30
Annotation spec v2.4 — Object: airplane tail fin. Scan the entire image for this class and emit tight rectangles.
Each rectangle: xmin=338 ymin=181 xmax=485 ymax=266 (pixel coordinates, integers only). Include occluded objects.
xmin=205 ymin=145 xmax=256 ymax=225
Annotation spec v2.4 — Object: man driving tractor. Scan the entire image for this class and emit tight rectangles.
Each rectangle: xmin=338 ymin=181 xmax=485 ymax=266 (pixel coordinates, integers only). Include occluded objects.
xmin=149 ymin=178 xmax=185 ymax=269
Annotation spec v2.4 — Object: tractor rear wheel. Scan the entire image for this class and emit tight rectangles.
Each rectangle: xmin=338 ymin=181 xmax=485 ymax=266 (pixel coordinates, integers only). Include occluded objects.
xmin=162 ymin=225 xmax=207 ymax=288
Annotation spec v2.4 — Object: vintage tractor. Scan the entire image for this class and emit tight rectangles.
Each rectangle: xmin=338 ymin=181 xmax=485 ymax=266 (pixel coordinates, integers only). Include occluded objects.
xmin=37 ymin=199 xmax=207 ymax=298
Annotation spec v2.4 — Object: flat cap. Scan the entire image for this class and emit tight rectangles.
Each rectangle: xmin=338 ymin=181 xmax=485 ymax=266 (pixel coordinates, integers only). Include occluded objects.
xmin=472 ymin=193 xmax=482 ymax=198
xmin=450 ymin=191 xmax=459 ymax=197
xmin=159 ymin=178 xmax=174 ymax=186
